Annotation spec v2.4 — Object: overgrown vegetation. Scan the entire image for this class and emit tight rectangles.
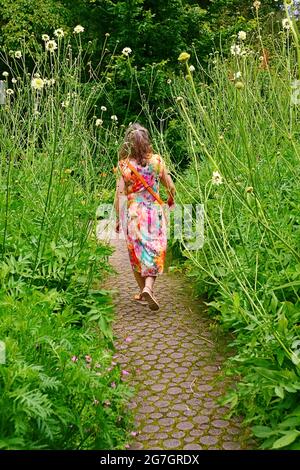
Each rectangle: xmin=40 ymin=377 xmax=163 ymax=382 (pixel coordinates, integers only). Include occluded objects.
xmin=1 ymin=0 xmax=300 ymax=451
xmin=169 ymin=2 xmax=300 ymax=450
xmin=0 ymin=32 xmax=132 ymax=449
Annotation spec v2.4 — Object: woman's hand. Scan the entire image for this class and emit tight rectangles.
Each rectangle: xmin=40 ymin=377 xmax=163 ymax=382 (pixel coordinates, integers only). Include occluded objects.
xmin=116 ymin=219 xmax=120 ymax=233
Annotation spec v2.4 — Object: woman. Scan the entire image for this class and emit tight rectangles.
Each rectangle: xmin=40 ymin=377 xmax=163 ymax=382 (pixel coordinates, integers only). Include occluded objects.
xmin=115 ymin=123 xmax=175 ymax=311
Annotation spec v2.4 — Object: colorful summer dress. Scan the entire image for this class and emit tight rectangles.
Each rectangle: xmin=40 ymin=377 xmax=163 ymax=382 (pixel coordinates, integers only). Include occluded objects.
xmin=119 ymin=154 xmax=167 ymax=277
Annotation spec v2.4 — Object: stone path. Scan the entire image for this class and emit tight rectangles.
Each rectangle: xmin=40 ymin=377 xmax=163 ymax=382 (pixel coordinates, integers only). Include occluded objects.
xmin=105 ymin=229 xmax=251 ymax=450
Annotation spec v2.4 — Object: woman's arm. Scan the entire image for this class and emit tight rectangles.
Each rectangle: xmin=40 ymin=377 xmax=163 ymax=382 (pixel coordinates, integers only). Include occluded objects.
xmin=114 ymin=176 xmax=125 ymax=232
xmin=160 ymin=166 xmax=176 ymax=205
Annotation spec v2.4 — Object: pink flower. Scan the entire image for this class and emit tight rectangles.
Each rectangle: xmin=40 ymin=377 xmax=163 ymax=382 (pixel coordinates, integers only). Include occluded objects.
xmin=136 ymin=368 xmax=141 ymax=374
xmin=111 ymin=382 xmax=116 ymax=388
xmin=131 ymin=431 xmax=137 ymax=437
xmin=71 ymin=355 xmax=78 ymax=362
xmin=111 ymin=361 xmax=117 ymax=366
xmin=125 ymin=337 xmax=132 ymax=343
xmin=107 ymin=367 xmax=112 ymax=372
xmin=85 ymin=355 xmax=92 ymax=363
xmin=125 ymin=444 xmax=130 ymax=449
xmin=95 ymin=363 xmax=101 ymax=368
xmin=122 ymin=370 xmax=130 ymax=376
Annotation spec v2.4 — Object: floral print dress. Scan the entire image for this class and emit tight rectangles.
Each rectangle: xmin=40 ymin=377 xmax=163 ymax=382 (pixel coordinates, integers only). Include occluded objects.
xmin=119 ymin=154 xmax=167 ymax=277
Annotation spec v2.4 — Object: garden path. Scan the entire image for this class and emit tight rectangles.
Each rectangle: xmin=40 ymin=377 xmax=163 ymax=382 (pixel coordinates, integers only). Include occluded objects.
xmin=104 ymin=227 xmax=251 ymax=450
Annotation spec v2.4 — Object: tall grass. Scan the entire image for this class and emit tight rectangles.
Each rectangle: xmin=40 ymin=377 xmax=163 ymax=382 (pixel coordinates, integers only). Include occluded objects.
xmin=167 ymin=19 xmax=300 ymax=449
xmin=0 ymin=30 xmax=132 ymax=449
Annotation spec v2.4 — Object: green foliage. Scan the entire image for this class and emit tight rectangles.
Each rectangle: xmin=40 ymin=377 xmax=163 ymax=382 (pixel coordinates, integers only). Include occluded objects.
xmin=0 ymin=33 xmax=132 ymax=449
xmin=169 ymin=20 xmax=300 ymax=449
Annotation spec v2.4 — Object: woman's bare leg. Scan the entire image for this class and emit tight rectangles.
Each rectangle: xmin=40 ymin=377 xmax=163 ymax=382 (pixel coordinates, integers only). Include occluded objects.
xmin=145 ymin=276 xmax=156 ymax=293
xmin=133 ymin=271 xmax=145 ymax=292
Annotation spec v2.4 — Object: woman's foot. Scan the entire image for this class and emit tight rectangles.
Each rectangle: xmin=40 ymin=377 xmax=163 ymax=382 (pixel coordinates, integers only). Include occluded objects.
xmin=141 ymin=287 xmax=159 ymax=311
xmin=133 ymin=293 xmax=148 ymax=305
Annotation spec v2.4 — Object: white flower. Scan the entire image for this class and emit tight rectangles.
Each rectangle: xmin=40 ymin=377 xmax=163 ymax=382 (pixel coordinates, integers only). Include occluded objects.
xmin=49 ymin=78 xmax=56 ymax=86
xmin=45 ymin=40 xmax=58 ymax=52
xmin=42 ymin=34 xmax=50 ymax=42
xmin=122 ymin=47 xmax=132 ymax=57
xmin=6 ymin=89 xmax=14 ymax=95
xmin=15 ymin=50 xmax=22 ymax=59
xmin=111 ymin=115 xmax=118 ymax=121
xmin=253 ymin=1 xmax=261 ymax=9
xmin=282 ymin=19 xmax=291 ymax=30
xmin=31 ymin=77 xmax=45 ymax=90
xmin=230 ymin=44 xmax=241 ymax=56
xmin=2 ymin=71 xmax=9 ymax=77
xmin=95 ymin=118 xmax=103 ymax=127
xmin=74 ymin=25 xmax=84 ymax=34
xmin=189 ymin=65 xmax=195 ymax=72
xmin=212 ymin=171 xmax=223 ymax=186
xmin=101 ymin=106 xmax=107 ymax=112
xmin=234 ymin=71 xmax=242 ymax=79
xmin=54 ymin=28 xmax=65 ymax=38
xmin=12 ymin=78 xmax=17 ymax=84
xmin=61 ymin=100 xmax=70 ymax=108
xmin=167 ymin=78 xmax=172 ymax=84
xmin=238 ymin=31 xmax=247 ymax=41
xmin=176 ymin=96 xmax=184 ymax=103
xmin=34 ymin=73 xmax=41 ymax=78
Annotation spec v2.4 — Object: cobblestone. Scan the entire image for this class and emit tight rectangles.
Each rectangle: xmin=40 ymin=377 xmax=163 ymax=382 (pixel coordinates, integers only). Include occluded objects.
xmin=106 ymin=231 xmax=251 ymax=450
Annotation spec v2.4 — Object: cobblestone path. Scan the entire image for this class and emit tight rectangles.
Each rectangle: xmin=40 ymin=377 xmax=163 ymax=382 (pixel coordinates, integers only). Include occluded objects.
xmin=106 ymin=231 xmax=251 ymax=450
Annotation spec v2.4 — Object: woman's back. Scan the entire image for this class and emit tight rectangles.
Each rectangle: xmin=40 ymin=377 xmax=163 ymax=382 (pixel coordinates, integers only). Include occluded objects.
xmin=119 ymin=154 xmax=165 ymax=203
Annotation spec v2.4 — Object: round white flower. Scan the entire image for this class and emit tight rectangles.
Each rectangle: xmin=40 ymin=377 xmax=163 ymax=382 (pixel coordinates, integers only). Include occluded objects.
xmin=42 ymin=34 xmax=50 ymax=42
xmin=61 ymin=100 xmax=70 ymax=108
xmin=238 ymin=31 xmax=247 ymax=41
xmin=2 ymin=71 xmax=9 ymax=77
xmin=101 ymin=106 xmax=107 ymax=112
xmin=45 ymin=40 xmax=58 ymax=52
xmin=282 ymin=19 xmax=291 ymax=30
xmin=167 ymin=78 xmax=172 ymax=84
xmin=6 ymin=89 xmax=14 ymax=95
xmin=234 ymin=71 xmax=242 ymax=79
xmin=189 ymin=65 xmax=195 ymax=72
xmin=176 ymin=96 xmax=184 ymax=103
xmin=122 ymin=47 xmax=132 ymax=57
xmin=212 ymin=171 xmax=223 ymax=186
xmin=74 ymin=25 xmax=84 ymax=34
xmin=54 ymin=28 xmax=64 ymax=38
xmin=95 ymin=118 xmax=103 ymax=127
xmin=15 ymin=50 xmax=22 ymax=59
xmin=111 ymin=115 xmax=118 ymax=121
xmin=12 ymin=78 xmax=17 ymax=84
xmin=31 ymin=77 xmax=45 ymax=90
xmin=231 ymin=44 xmax=241 ymax=56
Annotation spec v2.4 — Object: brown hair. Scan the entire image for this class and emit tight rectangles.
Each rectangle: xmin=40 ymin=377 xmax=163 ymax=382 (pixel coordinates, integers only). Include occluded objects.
xmin=119 ymin=123 xmax=152 ymax=166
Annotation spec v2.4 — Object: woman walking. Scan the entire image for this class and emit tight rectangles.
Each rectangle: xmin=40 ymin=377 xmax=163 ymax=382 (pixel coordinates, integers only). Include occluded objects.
xmin=115 ymin=123 xmax=175 ymax=311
